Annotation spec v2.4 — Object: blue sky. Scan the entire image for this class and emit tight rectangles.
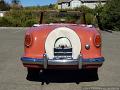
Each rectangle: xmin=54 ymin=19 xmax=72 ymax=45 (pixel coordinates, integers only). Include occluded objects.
xmin=5 ymin=0 xmax=57 ymax=6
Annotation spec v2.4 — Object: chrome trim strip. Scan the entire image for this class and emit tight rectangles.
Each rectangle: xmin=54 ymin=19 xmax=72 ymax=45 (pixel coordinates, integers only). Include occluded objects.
xmin=48 ymin=60 xmax=78 ymax=65
xmin=21 ymin=57 xmax=105 ymax=68
xmin=43 ymin=54 xmax=48 ymax=69
xmin=78 ymin=55 xmax=82 ymax=69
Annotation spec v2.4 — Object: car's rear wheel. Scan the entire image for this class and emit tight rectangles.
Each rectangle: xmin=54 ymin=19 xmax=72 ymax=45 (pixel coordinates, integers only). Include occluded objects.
xmin=84 ymin=68 xmax=98 ymax=80
xmin=27 ymin=68 xmax=40 ymax=81
xmin=84 ymin=68 xmax=98 ymax=74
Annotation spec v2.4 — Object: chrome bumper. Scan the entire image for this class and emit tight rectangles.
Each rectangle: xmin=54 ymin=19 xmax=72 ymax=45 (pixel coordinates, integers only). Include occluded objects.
xmin=21 ymin=55 xmax=104 ymax=69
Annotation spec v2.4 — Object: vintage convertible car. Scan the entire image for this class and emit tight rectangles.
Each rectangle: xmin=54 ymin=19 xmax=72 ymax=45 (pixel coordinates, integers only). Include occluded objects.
xmin=21 ymin=11 xmax=104 ymax=75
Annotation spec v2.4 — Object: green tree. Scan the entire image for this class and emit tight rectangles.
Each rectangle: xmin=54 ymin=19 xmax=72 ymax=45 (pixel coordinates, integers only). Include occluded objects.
xmin=100 ymin=0 xmax=120 ymax=31
xmin=0 ymin=0 xmax=10 ymax=11
xmin=94 ymin=3 xmax=104 ymax=29
xmin=11 ymin=0 xmax=22 ymax=9
xmin=12 ymin=0 xmax=20 ymax=4
xmin=75 ymin=5 xmax=93 ymax=13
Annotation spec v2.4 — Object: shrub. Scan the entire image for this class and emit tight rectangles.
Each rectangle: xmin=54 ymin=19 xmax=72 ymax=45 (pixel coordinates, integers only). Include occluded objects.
xmin=24 ymin=19 xmax=37 ymax=27
xmin=99 ymin=0 xmax=120 ymax=31
xmin=85 ymin=13 xmax=95 ymax=24
xmin=75 ymin=5 xmax=94 ymax=13
xmin=0 ymin=6 xmax=99 ymax=27
xmin=3 ymin=10 xmax=39 ymax=27
xmin=0 ymin=17 xmax=13 ymax=27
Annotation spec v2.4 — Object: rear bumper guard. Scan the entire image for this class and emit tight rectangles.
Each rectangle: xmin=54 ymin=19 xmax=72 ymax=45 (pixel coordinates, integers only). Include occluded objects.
xmin=21 ymin=55 xmax=104 ymax=69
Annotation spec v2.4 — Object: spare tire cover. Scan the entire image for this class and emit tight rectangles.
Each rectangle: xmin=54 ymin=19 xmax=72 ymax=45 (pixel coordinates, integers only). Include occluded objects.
xmin=45 ymin=27 xmax=81 ymax=59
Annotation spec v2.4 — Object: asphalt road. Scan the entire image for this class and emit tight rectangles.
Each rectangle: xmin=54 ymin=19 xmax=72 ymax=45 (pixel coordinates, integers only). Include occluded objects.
xmin=0 ymin=27 xmax=120 ymax=90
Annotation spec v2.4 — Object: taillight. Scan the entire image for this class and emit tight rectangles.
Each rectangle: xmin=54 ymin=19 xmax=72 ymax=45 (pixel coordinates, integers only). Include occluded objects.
xmin=25 ymin=34 xmax=32 ymax=47
xmin=94 ymin=35 xmax=101 ymax=48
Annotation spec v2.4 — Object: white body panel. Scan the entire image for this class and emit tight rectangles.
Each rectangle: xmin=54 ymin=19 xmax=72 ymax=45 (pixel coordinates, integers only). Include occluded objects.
xmin=45 ymin=27 xmax=81 ymax=59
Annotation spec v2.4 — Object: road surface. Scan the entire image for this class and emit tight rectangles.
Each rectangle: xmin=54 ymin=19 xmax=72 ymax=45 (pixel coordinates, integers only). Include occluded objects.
xmin=0 ymin=27 xmax=120 ymax=90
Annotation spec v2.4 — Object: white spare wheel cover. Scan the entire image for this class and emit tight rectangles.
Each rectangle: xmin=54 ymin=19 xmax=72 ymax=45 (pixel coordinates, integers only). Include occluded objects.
xmin=45 ymin=27 xmax=81 ymax=59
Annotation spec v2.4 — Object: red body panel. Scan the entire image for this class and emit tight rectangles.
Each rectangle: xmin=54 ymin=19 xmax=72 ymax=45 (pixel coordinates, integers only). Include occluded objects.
xmin=23 ymin=24 xmax=102 ymax=59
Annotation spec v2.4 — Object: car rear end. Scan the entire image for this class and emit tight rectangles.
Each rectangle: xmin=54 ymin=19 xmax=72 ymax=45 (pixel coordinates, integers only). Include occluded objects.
xmin=21 ymin=25 xmax=104 ymax=70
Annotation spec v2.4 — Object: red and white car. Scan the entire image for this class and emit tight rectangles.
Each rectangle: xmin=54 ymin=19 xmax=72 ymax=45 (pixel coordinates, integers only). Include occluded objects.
xmin=21 ymin=11 xmax=104 ymax=75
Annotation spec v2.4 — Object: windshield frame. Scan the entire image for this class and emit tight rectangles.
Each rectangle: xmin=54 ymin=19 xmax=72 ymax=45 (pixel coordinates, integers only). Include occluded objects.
xmin=39 ymin=10 xmax=86 ymax=24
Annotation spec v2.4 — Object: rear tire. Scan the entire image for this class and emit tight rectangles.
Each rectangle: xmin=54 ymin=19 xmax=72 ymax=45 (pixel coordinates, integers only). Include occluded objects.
xmin=84 ymin=68 xmax=98 ymax=81
xmin=84 ymin=68 xmax=98 ymax=75
xmin=89 ymin=68 xmax=98 ymax=74
xmin=27 ymin=68 xmax=40 ymax=81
